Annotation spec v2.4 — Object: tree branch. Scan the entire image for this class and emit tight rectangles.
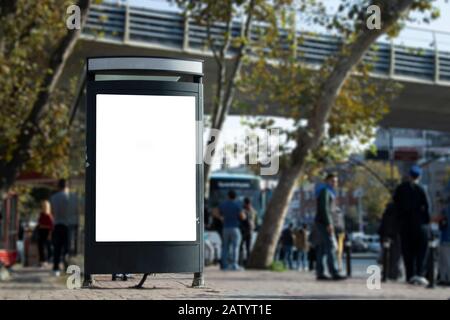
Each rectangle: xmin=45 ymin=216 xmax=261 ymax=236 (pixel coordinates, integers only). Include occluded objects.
xmin=294 ymin=0 xmax=414 ymax=160
xmin=348 ymin=158 xmax=393 ymax=194
xmin=210 ymin=2 xmax=235 ymax=129
xmin=0 ymin=0 xmax=91 ymax=190
xmin=215 ymin=0 xmax=257 ymax=130
xmin=219 ymin=4 xmax=234 ymax=61
xmin=205 ymin=15 xmax=222 ymax=68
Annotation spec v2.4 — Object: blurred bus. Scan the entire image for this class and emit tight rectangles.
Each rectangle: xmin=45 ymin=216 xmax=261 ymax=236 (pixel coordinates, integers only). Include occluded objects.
xmin=207 ymin=172 xmax=269 ymax=232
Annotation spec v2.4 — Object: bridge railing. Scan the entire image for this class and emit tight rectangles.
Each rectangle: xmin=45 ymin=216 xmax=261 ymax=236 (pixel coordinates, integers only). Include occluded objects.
xmin=82 ymin=2 xmax=450 ymax=85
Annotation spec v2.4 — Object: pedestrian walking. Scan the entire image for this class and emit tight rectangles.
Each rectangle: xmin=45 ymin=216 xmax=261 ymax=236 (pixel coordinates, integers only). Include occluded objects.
xmin=378 ymin=201 xmax=402 ymax=280
xmin=294 ymin=224 xmax=309 ymax=271
xmin=393 ymin=165 xmax=430 ymax=285
xmin=16 ymin=220 xmax=25 ymax=265
xmin=314 ymin=173 xmax=346 ymax=281
xmin=434 ymin=197 xmax=450 ymax=285
xmin=280 ymin=223 xmax=295 ymax=270
xmin=50 ymin=179 xmax=78 ymax=276
xmin=37 ymin=200 xmax=53 ymax=267
xmin=307 ymin=246 xmax=316 ymax=271
xmin=307 ymin=228 xmax=317 ymax=271
xmin=332 ymin=208 xmax=346 ymax=272
xmin=215 ymin=190 xmax=245 ymax=271
xmin=239 ymin=197 xmax=257 ymax=267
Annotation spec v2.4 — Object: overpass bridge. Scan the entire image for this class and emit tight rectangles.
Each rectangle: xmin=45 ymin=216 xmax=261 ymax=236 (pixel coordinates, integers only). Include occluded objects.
xmin=67 ymin=2 xmax=450 ymax=131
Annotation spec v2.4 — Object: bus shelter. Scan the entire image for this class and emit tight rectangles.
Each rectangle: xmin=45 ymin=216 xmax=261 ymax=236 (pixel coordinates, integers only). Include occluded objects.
xmin=84 ymin=57 xmax=204 ymax=287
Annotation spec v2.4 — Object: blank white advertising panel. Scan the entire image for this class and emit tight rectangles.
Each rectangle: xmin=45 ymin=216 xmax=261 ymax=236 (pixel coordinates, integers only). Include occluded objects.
xmin=95 ymin=94 xmax=197 ymax=242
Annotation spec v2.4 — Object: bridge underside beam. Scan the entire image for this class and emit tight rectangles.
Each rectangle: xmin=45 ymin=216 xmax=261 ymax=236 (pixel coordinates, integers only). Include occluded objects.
xmin=66 ymin=39 xmax=450 ymax=132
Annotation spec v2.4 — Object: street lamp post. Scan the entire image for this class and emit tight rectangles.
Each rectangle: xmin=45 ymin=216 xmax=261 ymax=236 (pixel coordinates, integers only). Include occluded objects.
xmin=353 ymin=188 xmax=364 ymax=234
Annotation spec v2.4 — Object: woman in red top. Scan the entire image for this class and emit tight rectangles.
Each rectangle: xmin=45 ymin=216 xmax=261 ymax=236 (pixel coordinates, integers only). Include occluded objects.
xmin=37 ymin=200 xmax=54 ymax=266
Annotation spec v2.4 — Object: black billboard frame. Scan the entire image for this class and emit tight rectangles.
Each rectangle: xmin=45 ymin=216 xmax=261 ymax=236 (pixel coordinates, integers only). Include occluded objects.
xmin=84 ymin=57 xmax=204 ymax=288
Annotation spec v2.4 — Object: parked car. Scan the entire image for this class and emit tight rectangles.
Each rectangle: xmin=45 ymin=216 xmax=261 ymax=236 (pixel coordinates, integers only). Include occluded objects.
xmin=351 ymin=237 xmax=368 ymax=252
xmin=349 ymin=233 xmax=381 ymax=253
xmin=365 ymin=235 xmax=381 ymax=253
xmin=350 ymin=232 xmax=368 ymax=252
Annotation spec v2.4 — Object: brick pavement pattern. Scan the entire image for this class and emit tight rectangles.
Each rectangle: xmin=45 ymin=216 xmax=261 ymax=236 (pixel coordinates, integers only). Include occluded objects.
xmin=0 ymin=266 xmax=449 ymax=300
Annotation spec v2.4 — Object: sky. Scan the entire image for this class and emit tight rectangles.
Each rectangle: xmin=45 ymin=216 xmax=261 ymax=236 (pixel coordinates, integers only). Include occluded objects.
xmin=107 ymin=0 xmax=450 ymax=171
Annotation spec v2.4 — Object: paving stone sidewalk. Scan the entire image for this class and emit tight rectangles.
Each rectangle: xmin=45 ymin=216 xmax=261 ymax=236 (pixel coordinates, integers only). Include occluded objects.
xmin=0 ymin=265 xmax=449 ymax=300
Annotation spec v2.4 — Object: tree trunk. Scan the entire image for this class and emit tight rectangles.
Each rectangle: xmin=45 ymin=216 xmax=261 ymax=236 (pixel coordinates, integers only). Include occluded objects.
xmin=203 ymin=0 xmax=257 ymax=186
xmin=0 ymin=0 xmax=91 ymax=192
xmin=247 ymin=164 xmax=304 ymax=268
xmin=247 ymin=0 xmax=415 ymax=269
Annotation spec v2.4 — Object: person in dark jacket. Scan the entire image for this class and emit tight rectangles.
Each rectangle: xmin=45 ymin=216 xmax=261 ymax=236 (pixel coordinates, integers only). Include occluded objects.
xmin=378 ymin=202 xmax=402 ymax=280
xmin=215 ymin=190 xmax=245 ymax=271
xmin=314 ymin=173 xmax=345 ymax=281
xmin=239 ymin=197 xmax=256 ymax=267
xmin=280 ymin=223 xmax=295 ymax=269
xmin=393 ymin=165 xmax=430 ymax=285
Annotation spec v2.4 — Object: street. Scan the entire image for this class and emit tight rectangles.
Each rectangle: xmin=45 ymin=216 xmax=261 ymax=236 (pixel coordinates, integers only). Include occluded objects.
xmin=1 ymin=259 xmax=449 ymax=300
xmin=1 ymin=0 xmax=450 ymax=303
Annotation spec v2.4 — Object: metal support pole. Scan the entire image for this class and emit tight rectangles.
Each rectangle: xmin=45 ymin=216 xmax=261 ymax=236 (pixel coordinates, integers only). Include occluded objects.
xmin=183 ymin=10 xmax=190 ymax=51
xmin=290 ymin=8 xmax=297 ymax=60
xmin=433 ymin=31 xmax=439 ymax=83
xmin=192 ymin=272 xmax=205 ymax=288
xmin=382 ymin=238 xmax=391 ymax=282
xmin=358 ymin=196 xmax=363 ymax=233
xmin=345 ymin=234 xmax=352 ymax=277
xmin=427 ymin=236 xmax=437 ymax=289
xmin=389 ymin=38 xmax=395 ymax=78
xmin=389 ymin=128 xmax=394 ymax=183
xmin=123 ymin=3 xmax=130 ymax=43
xmin=82 ymin=273 xmax=94 ymax=288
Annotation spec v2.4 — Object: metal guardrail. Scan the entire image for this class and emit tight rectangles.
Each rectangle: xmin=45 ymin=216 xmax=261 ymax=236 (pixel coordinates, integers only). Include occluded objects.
xmin=82 ymin=3 xmax=450 ymax=85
